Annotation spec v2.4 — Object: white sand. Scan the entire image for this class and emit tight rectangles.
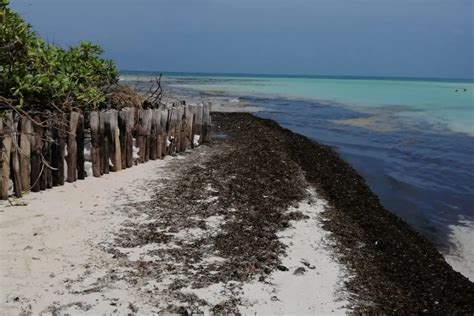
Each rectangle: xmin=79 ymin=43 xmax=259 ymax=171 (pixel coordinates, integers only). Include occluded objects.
xmin=444 ymin=218 xmax=474 ymax=282
xmin=0 ymin=157 xmax=174 ymax=315
xmin=184 ymin=189 xmax=350 ymax=315
xmin=1 ymin=155 xmax=349 ymax=314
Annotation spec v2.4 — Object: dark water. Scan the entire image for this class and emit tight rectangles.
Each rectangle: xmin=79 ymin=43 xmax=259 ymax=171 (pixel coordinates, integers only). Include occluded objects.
xmin=248 ymin=96 xmax=474 ymax=250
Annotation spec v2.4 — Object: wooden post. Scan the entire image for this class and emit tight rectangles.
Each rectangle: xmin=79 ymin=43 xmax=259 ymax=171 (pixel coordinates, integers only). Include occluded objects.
xmin=30 ymin=116 xmax=43 ymax=192
xmin=126 ymin=109 xmax=135 ymax=167
xmin=168 ymin=106 xmax=178 ymax=154
xmin=90 ymin=112 xmax=101 ymax=177
xmin=10 ymin=115 xmax=22 ymax=197
xmin=185 ymin=105 xmax=194 ymax=151
xmin=149 ymin=110 xmax=159 ymax=160
xmin=137 ymin=109 xmax=144 ymax=163
xmin=0 ymin=113 xmax=13 ymax=199
xmin=160 ymin=108 xmax=169 ymax=158
xmin=137 ymin=109 xmax=152 ymax=163
xmin=192 ymin=104 xmax=203 ymax=147
xmin=107 ymin=110 xmax=121 ymax=172
xmin=51 ymin=119 xmax=60 ymax=186
xmin=67 ymin=112 xmax=80 ymax=183
xmin=99 ymin=111 xmax=109 ymax=174
xmin=175 ymin=106 xmax=183 ymax=153
xmin=76 ymin=113 xmax=85 ymax=179
xmin=203 ymin=102 xmax=211 ymax=143
xmin=42 ymin=120 xmax=53 ymax=189
xmin=19 ymin=117 xmax=32 ymax=191
xmin=118 ymin=110 xmax=127 ymax=169
xmin=145 ymin=109 xmax=152 ymax=162
xmin=57 ymin=115 xmax=66 ymax=185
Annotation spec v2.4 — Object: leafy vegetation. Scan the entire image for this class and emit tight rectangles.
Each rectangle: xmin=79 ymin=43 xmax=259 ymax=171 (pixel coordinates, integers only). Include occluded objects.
xmin=0 ymin=0 xmax=119 ymax=112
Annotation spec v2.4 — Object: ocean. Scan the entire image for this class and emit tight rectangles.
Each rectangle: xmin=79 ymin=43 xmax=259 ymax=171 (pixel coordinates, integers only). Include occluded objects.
xmin=122 ymin=72 xmax=474 ymax=277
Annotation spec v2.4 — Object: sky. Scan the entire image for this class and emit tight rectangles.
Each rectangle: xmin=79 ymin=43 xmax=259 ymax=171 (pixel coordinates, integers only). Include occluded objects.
xmin=10 ymin=0 xmax=474 ymax=79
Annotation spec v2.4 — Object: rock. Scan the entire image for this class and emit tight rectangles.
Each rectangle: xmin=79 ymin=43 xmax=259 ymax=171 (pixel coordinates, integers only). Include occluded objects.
xmin=276 ymin=265 xmax=289 ymax=272
xmin=293 ymin=267 xmax=306 ymax=275
xmin=301 ymin=259 xmax=315 ymax=269
xmin=264 ymin=267 xmax=272 ymax=274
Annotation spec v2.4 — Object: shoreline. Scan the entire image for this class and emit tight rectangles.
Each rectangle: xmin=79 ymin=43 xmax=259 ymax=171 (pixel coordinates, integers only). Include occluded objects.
xmin=212 ymin=112 xmax=474 ymax=313
xmin=1 ymin=111 xmax=473 ymax=313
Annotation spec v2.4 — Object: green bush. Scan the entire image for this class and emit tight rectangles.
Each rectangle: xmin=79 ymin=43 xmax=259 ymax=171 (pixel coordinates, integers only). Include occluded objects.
xmin=0 ymin=0 xmax=119 ymax=111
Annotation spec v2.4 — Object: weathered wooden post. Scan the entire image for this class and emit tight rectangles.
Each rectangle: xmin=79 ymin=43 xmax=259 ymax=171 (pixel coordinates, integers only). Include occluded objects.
xmin=57 ymin=115 xmax=66 ymax=185
xmin=67 ymin=112 xmax=80 ymax=183
xmin=76 ymin=113 xmax=85 ymax=179
xmin=185 ymin=105 xmax=194 ymax=151
xmin=0 ymin=113 xmax=12 ymax=199
xmin=30 ymin=115 xmax=43 ymax=192
xmin=90 ymin=112 xmax=101 ymax=177
xmin=192 ymin=104 xmax=203 ymax=147
xmin=145 ymin=109 xmax=152 ymax=162
xmin=51 ymin=117 xmax=63 ymax=186
xmin=203 ymin=102 xmax=211 ymax=143
xmin=149 ymin=110 xmax=159 ymax=160
xmin=19 ymin=116 xmax=32 ymax=191
xmin=137 ymin=109 xmax=152 ymax=163
xmin=118 ymin=110 xmax=127 ymax=169
xmin=99 ymin=111 xmax=109 ymax=174
xmin=106 ymin=110 xmax=121 ymax=172
xmin=8 ymin=114 xmax=22 ymax=197
xmin=42 ymin=119 xmax=53 ymax=189
xmin=160 ymin=108 xmax=169 ymax=158
xmin=175 ymin=106 xmax=183 ymax=152
xmin=125 ymin=109 xmax=135 ymax=167
xmin=169 ymin=106 xmax=179 ymax=154
xmin=155 ymin=109 xmax=163 ymax=159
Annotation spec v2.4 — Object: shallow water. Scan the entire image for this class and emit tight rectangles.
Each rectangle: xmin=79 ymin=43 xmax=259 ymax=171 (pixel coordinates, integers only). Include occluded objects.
xmin=122 ymin=72 xmax=474 ymax=261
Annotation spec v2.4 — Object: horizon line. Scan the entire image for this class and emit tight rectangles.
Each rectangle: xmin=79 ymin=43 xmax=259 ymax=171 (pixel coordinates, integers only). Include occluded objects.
xmin=119 ymin=69 xmax=474 ymax=82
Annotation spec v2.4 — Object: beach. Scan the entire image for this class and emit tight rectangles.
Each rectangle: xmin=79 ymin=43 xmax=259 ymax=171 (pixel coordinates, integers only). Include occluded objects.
xmin=1 ymin=108 xmax=474 ymax=314
xmin=147 ymin=73 xmax=474 ymax=278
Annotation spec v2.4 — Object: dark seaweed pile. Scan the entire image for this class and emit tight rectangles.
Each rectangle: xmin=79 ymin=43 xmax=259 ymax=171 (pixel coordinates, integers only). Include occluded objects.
xmin=212 ymin=112 xmax=474 ymax=314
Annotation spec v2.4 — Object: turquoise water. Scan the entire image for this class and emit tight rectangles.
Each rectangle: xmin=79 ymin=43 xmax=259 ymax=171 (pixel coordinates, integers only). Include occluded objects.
xmin=122 ymin=72 xmax=474 ymax=253
xmin=166 ymin=76 xmax=474 ymax=136
xmin=123 ymin=73 xmax=474 ymax=135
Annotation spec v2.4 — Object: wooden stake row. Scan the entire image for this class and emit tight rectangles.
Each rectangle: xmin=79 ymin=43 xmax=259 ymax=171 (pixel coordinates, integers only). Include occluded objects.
xmin=0 ymin=103 xmax=211 ymax=200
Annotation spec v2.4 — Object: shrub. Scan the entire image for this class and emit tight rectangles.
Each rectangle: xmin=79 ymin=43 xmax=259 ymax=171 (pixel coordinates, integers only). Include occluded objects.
xmin=0 ymin=0 xmax=119 ymax=112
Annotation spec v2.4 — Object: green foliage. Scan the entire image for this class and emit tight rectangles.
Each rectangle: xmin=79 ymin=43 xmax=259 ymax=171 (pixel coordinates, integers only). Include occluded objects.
xmin=0 ymin=0 xmax=119 ymax=111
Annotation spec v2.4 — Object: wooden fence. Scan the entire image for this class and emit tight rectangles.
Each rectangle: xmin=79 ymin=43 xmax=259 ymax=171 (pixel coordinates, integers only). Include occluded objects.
xmin=0 ymin=103 xmax=211 ymax=200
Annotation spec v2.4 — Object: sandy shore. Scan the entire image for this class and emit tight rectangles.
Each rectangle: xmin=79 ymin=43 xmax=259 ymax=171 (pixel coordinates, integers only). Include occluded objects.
xmin=1 ymin=111 xmax=473 ymax=314
xmin=0 ymin=137 xmax=348 ymax=314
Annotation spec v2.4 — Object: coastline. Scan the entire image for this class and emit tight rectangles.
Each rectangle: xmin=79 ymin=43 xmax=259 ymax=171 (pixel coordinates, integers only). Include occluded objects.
xmin=1 ymin=109 xmax=473 ymax=313
xmin=164 ymin=82 xmax=474 ymax=278
xmin=213 ymin=112 xmax=474 ymax=313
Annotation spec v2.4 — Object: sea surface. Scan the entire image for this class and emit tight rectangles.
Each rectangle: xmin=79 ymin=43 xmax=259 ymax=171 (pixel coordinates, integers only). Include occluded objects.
xmin=122 ymin=72 xmax=474 ymax=277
